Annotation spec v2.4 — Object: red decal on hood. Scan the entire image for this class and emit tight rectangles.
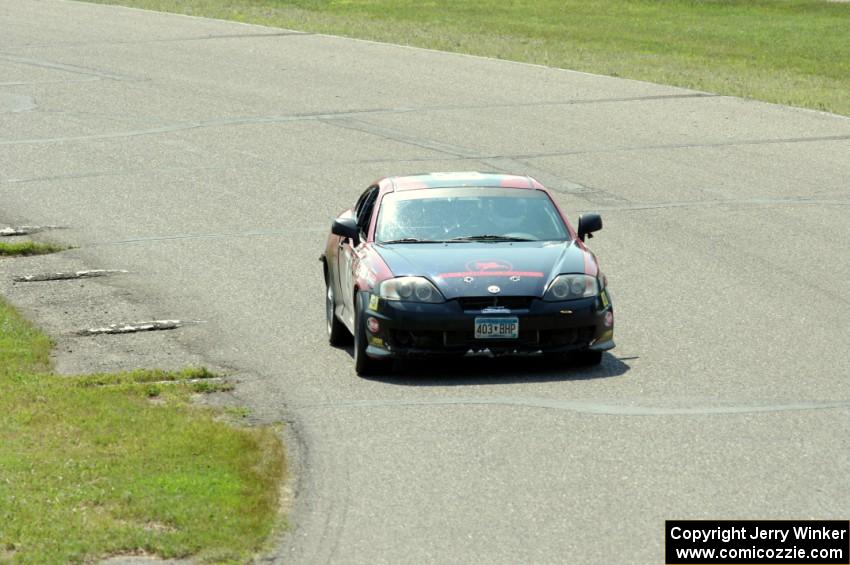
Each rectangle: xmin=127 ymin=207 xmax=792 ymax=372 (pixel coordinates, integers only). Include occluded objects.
xmin=466 ymin=259 xmax=513 ymax=272
xmin=438 ymin=271 xmax=544 ymax=279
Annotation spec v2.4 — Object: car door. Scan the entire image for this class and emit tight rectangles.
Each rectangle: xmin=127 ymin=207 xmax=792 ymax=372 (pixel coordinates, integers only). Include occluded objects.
xmin=338 ymin=185 xmax=378 ymax=325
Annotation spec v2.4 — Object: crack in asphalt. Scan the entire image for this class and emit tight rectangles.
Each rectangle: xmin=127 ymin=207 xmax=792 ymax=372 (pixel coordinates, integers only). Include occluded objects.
xmin=323 ymin=116 xmax=480 ymax=159
xmin=1 ymin=31 xmax=312 ymax=50
xmin=0 ymin=77 xmax=102 ymax=87
xmin=502 ymin=133 xmax=850 ymax=159
xmin=463 ymin=92 xmax=718 ymax=108
xmin=4 ymin=101 xmax=847 ymax=151
xmin=0 ymin=54 xmax=144 ymax=82
xmin=0 ymin=166 xmax=232 ymax=185
xmin=91 ymin=228 xmax=326 ymax=246
xmin=297 ymin=397 xmax=850 ymax=416
xmin=0 ymin=93 xmax=769 ymax=148
xmin=322 ymin=116 xmax=598 ymax=195
xmin=584 ymin=198 xmax=850 ymax=212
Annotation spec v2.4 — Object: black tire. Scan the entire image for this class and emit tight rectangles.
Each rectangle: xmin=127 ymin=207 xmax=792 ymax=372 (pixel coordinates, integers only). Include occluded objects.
xmin=353 ymin=292 xmax=389 ymax=376
xmin=574 ymin=349 xmax=603 ymax=366
xmin=326 ymin=279 xmax=350 ymax=346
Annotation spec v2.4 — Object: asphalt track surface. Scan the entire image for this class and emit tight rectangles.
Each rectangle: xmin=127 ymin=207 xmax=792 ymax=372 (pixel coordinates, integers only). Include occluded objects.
xmin=2 ymin=2 xmax=850 ymax=563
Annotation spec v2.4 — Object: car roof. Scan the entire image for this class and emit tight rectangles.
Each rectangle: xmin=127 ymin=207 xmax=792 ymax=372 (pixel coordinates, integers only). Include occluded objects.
xmin=377 ymin=172 xmax=545 ymax=192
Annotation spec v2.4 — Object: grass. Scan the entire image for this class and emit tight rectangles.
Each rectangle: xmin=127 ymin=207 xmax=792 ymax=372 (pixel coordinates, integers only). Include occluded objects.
xmin=82 ymin=0 xmax=850 ymax=116
xmin=0 ymin=299 xmax=286 ymax=563
xmin=0 ymin=242 xmax=64 ymax=257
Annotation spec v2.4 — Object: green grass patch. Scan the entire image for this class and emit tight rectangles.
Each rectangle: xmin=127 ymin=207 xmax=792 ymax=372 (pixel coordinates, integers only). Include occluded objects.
xmin=0 ymin=241 xmax=64 ymax=257
xmin=83 ymin=0 xmax=850 ymax=116
xmin=0 ymin=298 xmax=286 ymax=563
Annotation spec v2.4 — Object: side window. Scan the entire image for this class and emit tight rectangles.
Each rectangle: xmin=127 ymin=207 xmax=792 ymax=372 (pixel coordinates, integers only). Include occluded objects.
xmin=353 ymin=187 xmax=372 ymax=220
xmin=356 ymin=187 xmax=378 ymax=239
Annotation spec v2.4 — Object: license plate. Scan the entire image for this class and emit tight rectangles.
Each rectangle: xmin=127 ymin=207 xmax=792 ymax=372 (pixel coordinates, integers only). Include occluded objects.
xmin=474 ymin=317 xmax=519 ymax=339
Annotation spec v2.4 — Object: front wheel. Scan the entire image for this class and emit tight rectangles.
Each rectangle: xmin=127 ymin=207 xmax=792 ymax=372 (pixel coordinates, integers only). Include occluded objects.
xmin=353 ymin=292 xmax=390 ymax=376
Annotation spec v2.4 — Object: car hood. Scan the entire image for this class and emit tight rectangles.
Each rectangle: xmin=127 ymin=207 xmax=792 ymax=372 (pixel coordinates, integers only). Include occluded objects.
xmin=374 ymin=240 xmax=592 ymax=299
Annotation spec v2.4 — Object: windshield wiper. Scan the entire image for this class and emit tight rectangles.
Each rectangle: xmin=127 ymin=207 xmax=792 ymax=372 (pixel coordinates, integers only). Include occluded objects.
xmin=379 ymin=237 xmax=445 ymax=244
xmin=447 ymin=234 xmax=534 ymax=242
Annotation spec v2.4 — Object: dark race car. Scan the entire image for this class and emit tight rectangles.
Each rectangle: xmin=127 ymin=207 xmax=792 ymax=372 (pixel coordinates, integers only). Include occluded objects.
xmin=320 ymin=172 xmax=614 ymax=375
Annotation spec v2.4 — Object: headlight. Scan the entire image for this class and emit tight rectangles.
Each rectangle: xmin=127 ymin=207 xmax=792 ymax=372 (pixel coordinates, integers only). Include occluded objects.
xmin=378 ymin=277 xmax=445 ymax=303
xmin=544 ymin=274 xmax=598 ymax=301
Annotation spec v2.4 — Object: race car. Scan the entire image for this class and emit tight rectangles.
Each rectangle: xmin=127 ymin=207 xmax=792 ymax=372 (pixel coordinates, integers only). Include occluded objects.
xmin=320 ymin=172 xmax=614 ymax=375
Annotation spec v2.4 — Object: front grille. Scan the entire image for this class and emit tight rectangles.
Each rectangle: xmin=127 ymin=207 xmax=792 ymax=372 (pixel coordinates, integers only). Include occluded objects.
xmin=390 ymin=330 xmax=443 ymax=349
xmin=457 ymin=296 xmax=534 ymax=311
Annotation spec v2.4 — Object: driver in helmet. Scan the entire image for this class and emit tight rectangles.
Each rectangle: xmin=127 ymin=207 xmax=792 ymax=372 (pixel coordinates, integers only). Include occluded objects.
xmin=486 ymin=196 xmax=527 ymax=234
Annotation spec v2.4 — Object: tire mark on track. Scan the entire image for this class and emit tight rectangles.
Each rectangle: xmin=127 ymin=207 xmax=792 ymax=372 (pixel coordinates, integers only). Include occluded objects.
xmin=298 ymin=397 xmax=850 ymax=416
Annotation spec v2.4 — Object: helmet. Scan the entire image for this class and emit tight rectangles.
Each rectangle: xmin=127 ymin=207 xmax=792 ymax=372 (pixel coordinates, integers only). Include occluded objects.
xmin=487 ymin=196 xmax=526 ymax=232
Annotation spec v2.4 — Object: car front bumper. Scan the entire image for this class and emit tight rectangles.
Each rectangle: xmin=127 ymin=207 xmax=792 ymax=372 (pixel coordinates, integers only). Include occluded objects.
xmin=362 ymin=291 xmax=614 ymax=359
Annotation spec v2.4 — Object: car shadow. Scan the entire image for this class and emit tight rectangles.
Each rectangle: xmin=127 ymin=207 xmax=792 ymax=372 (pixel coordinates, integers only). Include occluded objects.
xmin=342 ymin=346 xmax=634 ymax=386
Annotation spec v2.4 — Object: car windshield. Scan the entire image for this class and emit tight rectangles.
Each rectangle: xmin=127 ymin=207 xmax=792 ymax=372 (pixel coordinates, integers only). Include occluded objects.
xmin=375 ymin=187 xmax=570 ymax=243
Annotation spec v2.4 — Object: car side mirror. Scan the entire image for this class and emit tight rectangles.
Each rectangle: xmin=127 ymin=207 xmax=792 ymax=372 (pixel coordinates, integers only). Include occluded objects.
xmin=332 ymin=217 xmax=360 ymax=243
xmin=577 ymin=213 xmax=602 ymax=242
